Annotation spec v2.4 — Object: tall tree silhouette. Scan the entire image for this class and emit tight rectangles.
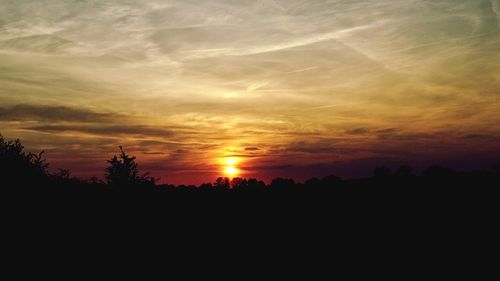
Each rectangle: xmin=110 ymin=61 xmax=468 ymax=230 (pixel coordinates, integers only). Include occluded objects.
xmin=105 ymin=146 xmax=157 ymax=189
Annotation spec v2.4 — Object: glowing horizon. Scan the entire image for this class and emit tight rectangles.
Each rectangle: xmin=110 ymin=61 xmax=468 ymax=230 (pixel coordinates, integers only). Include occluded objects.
xmin=1 ymin=0 xmax=500 ymax=184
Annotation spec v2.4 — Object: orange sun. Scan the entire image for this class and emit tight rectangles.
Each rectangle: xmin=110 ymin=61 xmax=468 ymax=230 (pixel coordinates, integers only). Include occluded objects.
xmin=224 ymin=166 xmax=239 ymax=177
xmin=222 ymin=157 xmax=241 ymax=178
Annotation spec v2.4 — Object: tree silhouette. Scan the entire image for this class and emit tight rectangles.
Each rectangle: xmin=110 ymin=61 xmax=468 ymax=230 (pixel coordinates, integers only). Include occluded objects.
xmin=214 ymin=177 xmax=231 ymax=191
xmin=105 ymin=146 xmax=157 ymax=189
xmin=0 ymin=134 xmax=48 ymax=186
xmin=270 ymin=178 xmax=295 ymax=191
xmin=374 ymin=166 xmax=392 ymax=179
xmin=305 ymin=178 xmax=322 ymax=189
xmin=53 ymin=169 xmax=71 ymax=180
xmin=199 ymin=182 xmax=214 ymax=192
xmin=394 ymin=165 xmax=413 ymax=178
xmin=231 ymin=178 xmax=266 ymax=191
xmin=322 ymin=175 xmax=342 ymax=187
xmin=245 ymin=178 xmax=266 ymax=192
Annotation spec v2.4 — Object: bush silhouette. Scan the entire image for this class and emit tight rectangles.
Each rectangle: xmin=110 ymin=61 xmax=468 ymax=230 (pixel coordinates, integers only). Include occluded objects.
xmin=0 ymin=134 xmax=48 ymax=186
xmin=105 ymin=146 xmax=157 ymax=189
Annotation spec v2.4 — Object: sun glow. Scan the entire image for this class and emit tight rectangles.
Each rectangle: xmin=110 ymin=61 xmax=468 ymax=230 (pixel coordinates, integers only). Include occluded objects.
xmin=224 ymin=157 xmax=240 ymax=166
xmin=224 ymin=166 xmax=239 ymax=177
xmin=222 ymin=157 xmax=241 ymax=178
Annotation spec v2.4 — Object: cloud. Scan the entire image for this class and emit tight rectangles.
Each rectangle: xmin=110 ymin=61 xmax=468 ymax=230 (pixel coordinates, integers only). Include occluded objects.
xmin=0 ymin=34 xmax=75 ymax=53
xmin=0 ymin=104 xmax=118 ymax=122
xmin=346 ymin=128 xmax=370 ymax=135
xmin=23 ymin=124 xmax=175 ymax=138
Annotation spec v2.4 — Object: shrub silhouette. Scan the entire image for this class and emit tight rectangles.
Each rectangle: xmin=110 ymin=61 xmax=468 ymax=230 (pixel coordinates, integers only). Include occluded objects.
xmin=105 ymin=146 xmax=157 ymax=189
xmin=0 ymin=134 xmax=48 ymax=186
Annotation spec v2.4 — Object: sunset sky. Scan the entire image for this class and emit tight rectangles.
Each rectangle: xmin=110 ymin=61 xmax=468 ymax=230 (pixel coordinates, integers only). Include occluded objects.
xmin=1 ymin=0 xmax=500 ymax=184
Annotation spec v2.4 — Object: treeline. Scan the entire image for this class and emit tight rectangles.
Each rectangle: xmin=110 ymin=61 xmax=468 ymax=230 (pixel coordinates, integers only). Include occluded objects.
xmin=2 ymin=134 xmax=500 ymax=194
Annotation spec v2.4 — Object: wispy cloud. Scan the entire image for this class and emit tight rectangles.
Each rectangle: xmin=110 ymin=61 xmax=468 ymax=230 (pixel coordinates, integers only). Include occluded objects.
xmin=23 ymin=124 xmax=174 ymax=138
xmin=0 ymin=104 xmax=118 ymax=122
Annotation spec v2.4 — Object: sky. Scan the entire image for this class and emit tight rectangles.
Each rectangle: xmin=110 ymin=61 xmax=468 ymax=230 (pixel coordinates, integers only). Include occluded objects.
xmin=1 ymin=0 xmax=500 ymax=184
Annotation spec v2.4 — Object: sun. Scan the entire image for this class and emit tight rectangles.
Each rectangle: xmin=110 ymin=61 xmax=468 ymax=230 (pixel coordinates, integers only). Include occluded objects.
xmin=224 ymin=166 xmax=239 ymax=177
xmin=221 ymin=156 xmax=241 ymax=178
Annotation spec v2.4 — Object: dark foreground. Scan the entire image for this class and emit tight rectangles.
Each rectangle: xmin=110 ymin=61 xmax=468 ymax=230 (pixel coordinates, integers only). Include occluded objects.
xmin=3 ymin=169 xmax=499 ymax=218
xmin=2 ymin=135 xmax=497 ymax=276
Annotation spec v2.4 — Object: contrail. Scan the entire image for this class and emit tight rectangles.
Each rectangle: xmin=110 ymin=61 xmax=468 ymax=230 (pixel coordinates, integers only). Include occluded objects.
xmin=228 ymin=23 xmax=380 ymax=57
